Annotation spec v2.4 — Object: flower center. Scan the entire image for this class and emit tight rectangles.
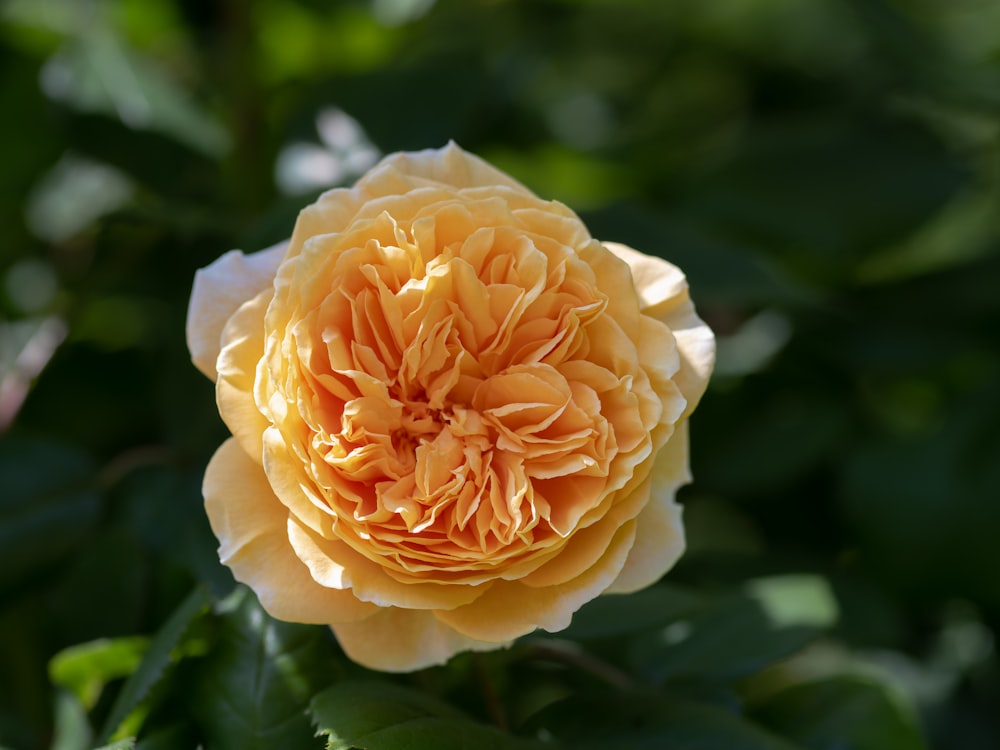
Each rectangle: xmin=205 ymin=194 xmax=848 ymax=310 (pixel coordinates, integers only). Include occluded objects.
xmin=276 ymin=207 xmax=657 ymax=574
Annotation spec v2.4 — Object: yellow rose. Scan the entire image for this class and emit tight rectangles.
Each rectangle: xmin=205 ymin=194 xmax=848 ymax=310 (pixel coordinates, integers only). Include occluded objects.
xmin=186 ymin=143 xmax=715 ymax=671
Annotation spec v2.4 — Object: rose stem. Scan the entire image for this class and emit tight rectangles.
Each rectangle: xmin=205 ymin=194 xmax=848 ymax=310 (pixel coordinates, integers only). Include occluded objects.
xmin=525 ymin=640 xmax=636 ymax=690
xmin=473 ymin=653 xmax=509 ymax=730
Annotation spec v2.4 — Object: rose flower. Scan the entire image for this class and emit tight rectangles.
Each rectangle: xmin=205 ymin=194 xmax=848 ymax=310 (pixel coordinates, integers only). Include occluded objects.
xmin=187 ymin=143 xmax=714 ymax=671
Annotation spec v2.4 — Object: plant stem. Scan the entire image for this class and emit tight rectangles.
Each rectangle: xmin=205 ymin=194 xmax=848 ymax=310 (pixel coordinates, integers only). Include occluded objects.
xmin=526 ymin=640 xmax=636 ymax=690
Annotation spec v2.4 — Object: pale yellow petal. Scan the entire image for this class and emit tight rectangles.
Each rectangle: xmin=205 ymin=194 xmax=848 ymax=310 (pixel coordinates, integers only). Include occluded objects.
xmin=216 ymin=290 xmax=271 ymax=463
xmin=603 ymin=241 xmax=688 ymax=312
xmin=605 ymin=423 xmax=689 ymax=593
xmin=367 ymin=141 xmax=533 ymax=195
xmin=604 ymin=241 xmax=715 ymax=416
xmin=186 ymin=242 xmax=286 ymax=380
xmin=332 ymin=607 xmax=503 ymax=673
xmin=434 ymin=522 xmax=635 ymax=642
xmin=670 ymin=321 xmax=716 ymax=418
xmin=203 ymin=438 xmax=377 ymax=623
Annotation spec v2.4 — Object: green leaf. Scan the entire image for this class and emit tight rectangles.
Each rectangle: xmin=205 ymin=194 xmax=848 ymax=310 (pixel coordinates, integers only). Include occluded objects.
xmin=49 ymin=637 xmax=148 ymax=710
xmin=190 ymin=587 xmax=342 ymax=750
xmin=50 ymin=689 xmax=92 ymax=750
xmin=745 ymin=575 xmax=839 ymax=630
xmin=44 ymin=26 xmax=229 ymax=156
xmin=751 ymin=676 xmax=927 ymax=750
xmin=311 ymin=681 xmax=464 ymax=749
xmin=524 ymin=691 xmax=802 ymax=750
xmin=134 ymin=722 xmax=197 ymax=750
xmin=561 ymin=583 xmax=702 ymax=640
xmin=628 ymin=594 xmax=823 ymax=684
xmin=93 ymin=740 xmax=136 ymax=750
xmin=96 ymin=586 xmax=211 ymax=743
xmin=311 ymin=681 xmax=541 ymax=750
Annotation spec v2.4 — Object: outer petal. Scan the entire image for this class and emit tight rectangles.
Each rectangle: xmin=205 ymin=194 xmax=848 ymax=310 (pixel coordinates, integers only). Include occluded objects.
xmin=203 ymin=437 xmax=377 ymax=623
xmin=434 ymin=521 xmax=636 ymax=642
xmin=365 ymin=141 xmax=533 ymax=195
xmin=604 ymin=241 xmax=715 ymax=417
xmin=605 ymin=423 xmax=689 ymax=593
xmin=186 ymin=242 xmax=287 ymax=380
xmin=216 ymin=290 xmax=271 ymax=463
xmin=331 ymin=607 xmax=502 ymax=673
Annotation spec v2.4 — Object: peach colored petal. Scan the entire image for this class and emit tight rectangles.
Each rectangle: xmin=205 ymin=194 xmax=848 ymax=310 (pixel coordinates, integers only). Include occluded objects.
xmin=605 ymin=423 xmax=689 ymax=594
xmin=434 ymin=521 xmax=636 ymax=642
xmin=286 ymin=513 xmax=488 ymax=611
xmin=517 ymin=511 xmax=630 ymax=588
xmin=604 ymin=241 xmax=715 ymax=416
xmin=203 ymin=438 xmax=377 ymax=623
xmin=368 ymin=141 xmax=533 ymax=195
xmin=216 ymin=290 xmax=271 ymax=463
xmin=331 ymin=607 xmax=502 ymax=673
xmin=186 ymin=242 xmax=286 ymax=380
xmin=576 ymin=241 xmax=642 ymax=340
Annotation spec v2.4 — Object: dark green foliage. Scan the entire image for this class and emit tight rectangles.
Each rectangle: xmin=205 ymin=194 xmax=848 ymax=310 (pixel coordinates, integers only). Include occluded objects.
xmin=187 ymin=589 xmax=342 ymax=750
xmin=752 ymin=675 xmax=927 ymax=750
xmin=311 ymin=681 xmax=546 ymax=750
xmin=525 ymin=691 xmax=802 ymax=750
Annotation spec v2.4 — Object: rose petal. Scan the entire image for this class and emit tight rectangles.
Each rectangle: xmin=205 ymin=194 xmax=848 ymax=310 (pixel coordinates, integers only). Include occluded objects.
xmin=368 ymin=141 xmax=533 ymax=195
xmin=434 ymin=521 xmax=636 ymax=641
xmin=216 ymin=290 xmax=271 ymax=463
xmin=331 ymin=607 xmax=501 ymax=673
xmin=187 ymin=242 xmax=287 ymax=380
xmin=286 ymin=513 xmax=488 ymax=611
xmin=604 ymin=241 xmax=715 ymax=416
xmin=203 ymin=438 xmax=377 ymax=623
xmin=517 ymin=511 xmax=632 ymax=588
xmin=605 ymin=423 xmax=689 ymax=593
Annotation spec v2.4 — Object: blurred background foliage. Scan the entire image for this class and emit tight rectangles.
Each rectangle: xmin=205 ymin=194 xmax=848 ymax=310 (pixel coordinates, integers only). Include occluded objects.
xmin=1 ymin=0 xmax=999 ymax=747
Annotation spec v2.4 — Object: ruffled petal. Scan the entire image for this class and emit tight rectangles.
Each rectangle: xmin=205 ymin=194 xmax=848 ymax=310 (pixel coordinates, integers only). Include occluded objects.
xmin=286 ymin=513 xmax=488 ymax=611
xmin=331 ymin=607 xmax=502 ymax=673
xmin=203 ymin=438 xmax=377 ymax=623
xmin=434 ymin=521 xmax=636 ymax=642
xmin=186 ymin=242 xmax=287 ymax=380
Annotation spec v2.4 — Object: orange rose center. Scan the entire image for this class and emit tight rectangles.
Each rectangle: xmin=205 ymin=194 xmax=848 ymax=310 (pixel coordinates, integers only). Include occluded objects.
xmin=269 ymin=202 xmax=656 ymax=579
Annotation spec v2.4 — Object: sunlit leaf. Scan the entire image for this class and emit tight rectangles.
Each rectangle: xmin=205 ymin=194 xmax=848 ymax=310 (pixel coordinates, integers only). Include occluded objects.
xmin=50 ymin=689 xmax=92 ymax=750
xmin=93 ymin=740 xmax=136 ymax=750
xmin=745 ymin=575 xmax=839 ymax=630
xmin=49 ymin=637 xmax=148 ymax=710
